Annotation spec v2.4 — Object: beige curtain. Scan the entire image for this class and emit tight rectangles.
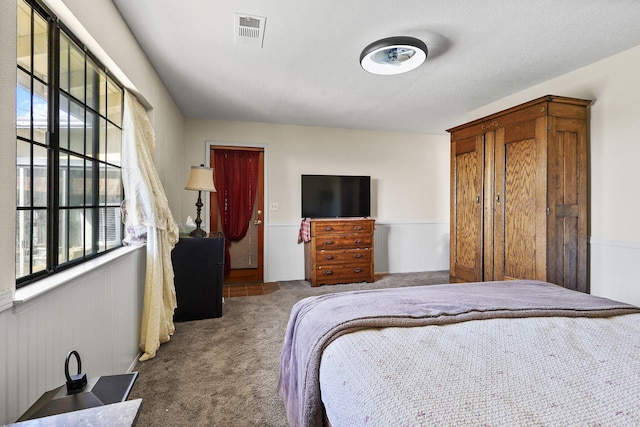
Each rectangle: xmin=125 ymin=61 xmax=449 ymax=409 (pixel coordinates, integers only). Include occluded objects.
xmin=122 ymin=90 xmax=179 ymax=361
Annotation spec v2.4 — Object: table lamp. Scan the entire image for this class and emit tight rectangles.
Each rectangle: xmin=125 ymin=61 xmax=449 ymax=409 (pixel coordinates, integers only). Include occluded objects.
xmin=185 ymin=164 xmax=217 ymax=237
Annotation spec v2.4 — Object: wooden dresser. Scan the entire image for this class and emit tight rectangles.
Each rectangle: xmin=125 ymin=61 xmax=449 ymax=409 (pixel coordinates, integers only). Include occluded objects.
xmin=304 ymin=218 xmax=375 ymax=287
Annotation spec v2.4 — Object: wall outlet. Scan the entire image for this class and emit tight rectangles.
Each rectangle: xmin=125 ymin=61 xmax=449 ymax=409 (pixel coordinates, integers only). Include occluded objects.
xmin=270 ymin=202 xmax=279 ymax=211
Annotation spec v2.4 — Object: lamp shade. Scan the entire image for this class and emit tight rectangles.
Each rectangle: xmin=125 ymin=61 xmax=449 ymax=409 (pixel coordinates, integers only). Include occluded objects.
xmin=185 ymin=165 xmax=216 ymax=192
xmin=360 ymin=36 xmax=428 ymax=75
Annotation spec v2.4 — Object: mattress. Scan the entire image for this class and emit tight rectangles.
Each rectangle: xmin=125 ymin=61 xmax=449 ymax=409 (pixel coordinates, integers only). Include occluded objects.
xmin=319 ymin=314 xmax=640 ymax=426
xmin=277 ymin=280 xmax=640 ymax=427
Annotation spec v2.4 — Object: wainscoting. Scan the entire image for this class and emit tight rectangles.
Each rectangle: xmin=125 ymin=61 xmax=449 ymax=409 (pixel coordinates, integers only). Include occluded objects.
xmin=0 ymin=246 xmax=146 ymax=424
xmin=590 ymin=238 xmax=640 ymax=306
xmin=265 ymin=220 xmax=450 ymax=282
xmin=265 ymin=224 xmax=640 ymax=308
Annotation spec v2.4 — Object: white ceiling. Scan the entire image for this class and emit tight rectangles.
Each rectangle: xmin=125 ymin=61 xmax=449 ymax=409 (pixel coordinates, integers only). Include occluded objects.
xmin=112 ymin=0 xmax=640 ymax=135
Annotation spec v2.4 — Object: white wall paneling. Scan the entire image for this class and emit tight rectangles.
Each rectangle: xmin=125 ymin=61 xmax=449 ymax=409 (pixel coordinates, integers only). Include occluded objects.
xmin=374 ymin=221 xmax=449 ymax=274
xmin=590 ymin=238 xmax=640 ymax=306
xmin=265 ymin=221 xmax=449 ymax=282
xmin=0 ymin=247 xmax=146 ymax=423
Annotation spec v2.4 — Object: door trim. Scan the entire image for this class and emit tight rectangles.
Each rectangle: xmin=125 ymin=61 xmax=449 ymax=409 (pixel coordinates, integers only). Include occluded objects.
xmin=204 ymin=141 xmax=269 ymax=281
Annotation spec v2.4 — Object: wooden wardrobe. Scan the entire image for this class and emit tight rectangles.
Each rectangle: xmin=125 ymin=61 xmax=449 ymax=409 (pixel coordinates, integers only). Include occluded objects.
xmin=448 ymin=95 xmax=591 ymax=293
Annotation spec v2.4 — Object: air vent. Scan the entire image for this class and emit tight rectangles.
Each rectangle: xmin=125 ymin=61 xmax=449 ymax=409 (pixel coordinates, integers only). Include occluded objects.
xmin=234 ymin=13 xmax=266 ymax=48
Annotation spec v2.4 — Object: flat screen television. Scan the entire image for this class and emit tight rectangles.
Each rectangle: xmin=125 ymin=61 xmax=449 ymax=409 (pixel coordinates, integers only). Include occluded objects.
xmin=301 ymin=174 xmax=371 ymax=218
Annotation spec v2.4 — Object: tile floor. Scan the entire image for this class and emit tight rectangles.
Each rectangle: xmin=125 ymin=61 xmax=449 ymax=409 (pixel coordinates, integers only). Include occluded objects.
xmin=223 ymin=282 xmax=280 ymax=298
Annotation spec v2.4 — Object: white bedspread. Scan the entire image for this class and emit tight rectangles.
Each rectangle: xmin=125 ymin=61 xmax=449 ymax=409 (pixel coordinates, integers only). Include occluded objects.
xmin=320 ymin=313 xmax=640 ymax=426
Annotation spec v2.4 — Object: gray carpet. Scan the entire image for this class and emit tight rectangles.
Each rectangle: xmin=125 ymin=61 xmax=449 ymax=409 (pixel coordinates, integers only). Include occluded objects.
xmin=128 ymin=271 xmax=450 ymax=426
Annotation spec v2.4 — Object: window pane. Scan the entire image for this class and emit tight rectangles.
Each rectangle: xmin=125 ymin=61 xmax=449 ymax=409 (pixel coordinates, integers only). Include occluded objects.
xmin=59 ymin=33 xmax=70 ymax=92
xmin=106 ymin=123 xmax=122 ymax=166
xmin=58 ymin=209 xmax=68 ymax=264
xmin=59 ymin=93 xmax=70 ymax=150
xmin=32 ymin=10 xmax=48 ymax=82
xmin=86 ymin=110 xmax=98 ymax=157
xmin=33 ymin=144 xmax=48 ymax=207
xmin=17 ymin=0 xmax=32 ymax=72
xmin=86 ymin=59 xmax=101 ymax=112
xmin=68 ymin=155 xmax=85 ymax=206
xmin=33 ymin=78 xmax=48 ymax=144
xmin=69 ymin=41 xmax=84 ymax=101
xmin=85 ymin=208 xmax=96 ymax=256
xmin=16 ymin=139 xmax=31 ymax=208
xmin=59 ymin=152 xmax=69 ymax=207
xmin=32 ymin=209 xmax=47 ymax=274
xmin=16 ymin=210 xmax=31 ymax=278
xmin=106 ymin=76 xmax=122 ymax=126
xmin=98 ymin=71 xmax=107 ymax=116
xmin=99 ymin=117 xmax=107 ymax=161
xmin=69 ymin=99 xmax=85 ymax=154
xmin=68 ymin=208 xmax=84 ymax=260
xmin=105 ymin=165 xmax=122 ymax=205
xmin=85 ymin=159 xmax=95 ymax=206
xmin=101 ymin=207 xmax=121 ymax=250
xmin=16 ymin=69 xmax=31 ymax=139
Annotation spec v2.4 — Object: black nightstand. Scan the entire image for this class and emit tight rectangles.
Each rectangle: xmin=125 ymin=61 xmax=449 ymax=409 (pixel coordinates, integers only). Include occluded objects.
xmin=171 ymin=233 xmax=225 ymax=321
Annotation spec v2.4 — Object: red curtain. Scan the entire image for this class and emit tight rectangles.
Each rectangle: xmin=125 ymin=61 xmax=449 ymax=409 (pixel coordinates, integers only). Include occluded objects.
xmin=213 ymin=149 xmax=260 ymax=275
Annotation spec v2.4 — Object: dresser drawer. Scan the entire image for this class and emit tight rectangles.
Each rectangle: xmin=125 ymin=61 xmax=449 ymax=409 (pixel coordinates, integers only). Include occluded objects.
xmin=310 ymin=220 xmax=373 ymax=236
xmin=314 ymin=264 xmax=373 ymax=285
xmin=316 ymin=235 xmax=372 ymax=250
xmin=315 ymin=249 xmax=371 ymax=266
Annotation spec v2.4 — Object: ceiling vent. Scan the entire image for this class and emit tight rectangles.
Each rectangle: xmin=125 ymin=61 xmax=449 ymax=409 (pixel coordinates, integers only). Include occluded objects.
xmin=234 ymin=13 xmax=266 ymax=48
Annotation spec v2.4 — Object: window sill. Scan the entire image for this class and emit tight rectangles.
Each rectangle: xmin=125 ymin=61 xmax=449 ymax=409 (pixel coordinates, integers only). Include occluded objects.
xmin=10 ymin=245 xmax=144 ymax=310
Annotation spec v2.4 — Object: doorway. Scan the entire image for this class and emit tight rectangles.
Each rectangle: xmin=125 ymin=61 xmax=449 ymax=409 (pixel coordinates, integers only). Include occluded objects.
xmin=209 ymin=146 xmax=264 ymax=283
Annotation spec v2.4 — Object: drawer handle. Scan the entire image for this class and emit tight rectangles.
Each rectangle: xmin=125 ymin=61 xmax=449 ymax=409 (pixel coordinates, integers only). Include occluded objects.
xmin=324 ymin=255 xmax=335 ymax=260
xmin=354 ymin=226 xmax=363 ymax=231
xmin=323 ymin=270 xmax=334 ymax=276
xmin=324 ymin=226 xmax=333 ymax=231
xmin=323 ymin=240 xmax=335 ymax=245
xmin=354 ymin=239 xmax=363 ymax=245
xmin=354 ymin=254 xmax=363 ymax=259
xmin=353 ymin=268 xmax=362 ymax=273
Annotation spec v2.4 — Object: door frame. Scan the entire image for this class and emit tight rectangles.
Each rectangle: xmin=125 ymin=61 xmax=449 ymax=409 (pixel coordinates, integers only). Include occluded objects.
xmin=204 ymin=141 xmax=269 ymax=281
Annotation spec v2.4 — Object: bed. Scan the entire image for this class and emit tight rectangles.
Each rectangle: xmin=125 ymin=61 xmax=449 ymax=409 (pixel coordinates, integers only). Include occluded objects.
xmin=277 ymin=280 xmax=640 ymax=426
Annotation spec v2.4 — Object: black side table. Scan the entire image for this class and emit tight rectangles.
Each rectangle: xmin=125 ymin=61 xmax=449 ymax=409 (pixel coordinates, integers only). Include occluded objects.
xmin=172 ymin=233 xmax=224 ymax=321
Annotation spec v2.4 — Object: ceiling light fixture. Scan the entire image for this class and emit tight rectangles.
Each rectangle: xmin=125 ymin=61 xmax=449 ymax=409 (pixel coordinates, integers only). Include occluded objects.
xmin=360 ymin=36 xmax=428 ymax=75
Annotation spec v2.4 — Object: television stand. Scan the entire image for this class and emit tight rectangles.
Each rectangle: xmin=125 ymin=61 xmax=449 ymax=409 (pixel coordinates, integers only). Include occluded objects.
xmin=303 ymin=218 xmax=375 ymax=287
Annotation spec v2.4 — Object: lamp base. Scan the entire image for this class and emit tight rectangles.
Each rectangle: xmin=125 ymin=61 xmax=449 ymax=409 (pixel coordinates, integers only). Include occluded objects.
xmin=189 ymin=228 xmax=208 ymax=238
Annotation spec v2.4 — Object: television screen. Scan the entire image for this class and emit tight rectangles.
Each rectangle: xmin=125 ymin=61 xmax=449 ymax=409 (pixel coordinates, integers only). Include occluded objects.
xmin=301 ymin=174 xmax=371 ymax=218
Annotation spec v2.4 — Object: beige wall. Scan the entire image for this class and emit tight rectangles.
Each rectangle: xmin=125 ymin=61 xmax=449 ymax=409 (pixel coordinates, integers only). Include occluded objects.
xmin=183 ymin=120 xmax=450 ymax=228
xmin=469 ymin=45 xmax=640 ymax=244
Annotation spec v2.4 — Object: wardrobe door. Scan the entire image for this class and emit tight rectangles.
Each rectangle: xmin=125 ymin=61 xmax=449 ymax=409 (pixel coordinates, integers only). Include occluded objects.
xmin=450 ymin=135 xmax=485 ymax=282
xmin=546 ymin=116 xmax=589 ymax=292
xmin=493 ymin=117 xmax=548 ymax=282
